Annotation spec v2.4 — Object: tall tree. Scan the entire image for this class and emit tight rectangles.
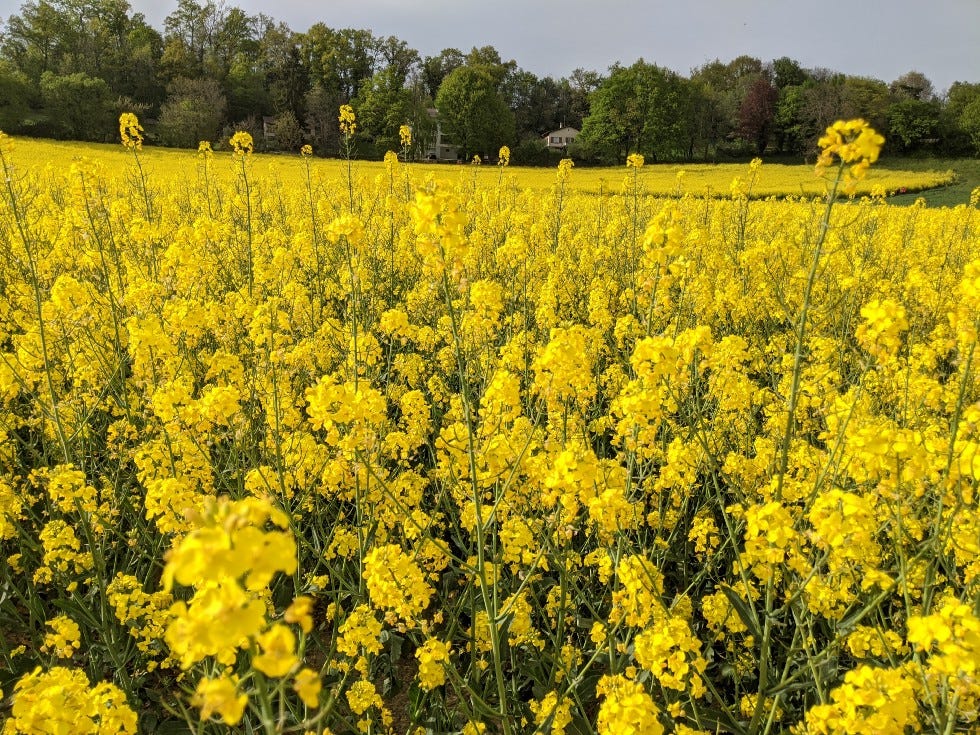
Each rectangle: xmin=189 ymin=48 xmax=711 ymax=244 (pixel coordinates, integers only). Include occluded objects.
xmin=39 ymin=69 xmax=114 ymax=140
xmin=259 ymin=21 xmax=307 ymax=119
xmin=770 ymin=56 xmax=807 ymax=90
xmin=959 ymin=95 xmax=980 ymax=155
xmin=435 ymin=63 xmax=514 ymax=159
xmin=887 ymin=97 xmax=940 ymax=151
xmin=421 ymin=47 xmax=464 ymax=99
xmin=354 ymin=66 xmax=411 ymax=153
xmin=564 ymin=68 xmax=602 ymax=129
xmin=157 ymin=75 xmax=227 ymax=147
xmin=738 ymin=76 xmax=777 ymax=154
xmin=579 ymin=60 xmax=689 ymax=162
xmin=941 ymin=81 xmax=980 ymax=154
xmin=0 ymin=60 xmax=33 ymax=132
xmin=376 ymin=35 xmax=418 ymax=87
xmin=841 ymin=76 xmax=890 ymax=132
xmin=890 ymin=70 xmax=935 ymax=102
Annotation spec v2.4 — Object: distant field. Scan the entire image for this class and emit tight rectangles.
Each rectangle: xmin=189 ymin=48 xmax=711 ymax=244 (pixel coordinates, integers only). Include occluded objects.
xmin=8 ymin=137 xmax=960 ymax=201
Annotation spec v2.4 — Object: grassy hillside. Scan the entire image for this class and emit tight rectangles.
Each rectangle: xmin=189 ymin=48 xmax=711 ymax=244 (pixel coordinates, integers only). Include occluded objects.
xmin=880 ymin=157 xmax=980 ymax=207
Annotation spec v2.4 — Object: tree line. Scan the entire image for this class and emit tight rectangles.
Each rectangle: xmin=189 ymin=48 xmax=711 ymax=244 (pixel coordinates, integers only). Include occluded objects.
xmin=1 ymin=0 xmax=978 ymax=163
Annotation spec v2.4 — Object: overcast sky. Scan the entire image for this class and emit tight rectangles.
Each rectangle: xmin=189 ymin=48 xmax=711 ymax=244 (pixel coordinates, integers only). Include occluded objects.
xmin=1 ymin=0 xmax=977 ymax=94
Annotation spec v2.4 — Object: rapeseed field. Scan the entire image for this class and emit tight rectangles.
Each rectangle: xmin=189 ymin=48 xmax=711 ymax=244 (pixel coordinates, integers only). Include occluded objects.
xmin=0 ymin=115 xmax=978 ymax=734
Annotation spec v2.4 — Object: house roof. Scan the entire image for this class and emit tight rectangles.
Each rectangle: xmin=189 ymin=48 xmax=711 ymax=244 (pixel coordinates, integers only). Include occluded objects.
xmin=544 ymin=126 xmax=580 ymax=137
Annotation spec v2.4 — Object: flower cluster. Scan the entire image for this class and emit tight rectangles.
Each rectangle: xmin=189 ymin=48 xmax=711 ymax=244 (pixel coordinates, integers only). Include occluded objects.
xmin=815 ymin=118 xmax=885 ymax=192
xmin=118 ymin=112 xmax=143 ymax=151
xmin=339 ymin=104 xmax=356 ymax=136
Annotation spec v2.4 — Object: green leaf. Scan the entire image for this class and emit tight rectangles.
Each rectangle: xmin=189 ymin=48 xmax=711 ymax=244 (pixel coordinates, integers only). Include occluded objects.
xmin=718 ymin=584 xmax=762 ymax=640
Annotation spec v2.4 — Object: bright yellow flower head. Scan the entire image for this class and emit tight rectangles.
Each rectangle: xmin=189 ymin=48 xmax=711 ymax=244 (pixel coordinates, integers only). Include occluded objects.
xmin=815 ymin=118 xmax=885 ymax=193
xmin=363 ymin=544 xmax=433 ymax=624
xmin=339 ymin=104 xmax=357 ymax=135
xmin=119 ymin=112 xmax=143 ymax=150
xmin=416 ymin=637 xmax=451 ymax=690
xmin=42 ymin=615 xmax=81 ymax=659
xmin=285 ymin=595 xmax=314 ymax=633
xmin=595 ymin=675 xmax=663 ymax=735
xmin=192 ymin=674 xmax=248 ymax=725
xmin=399 ymin=124 xmax=412 ymax=147
xmin=9 ymin=667 xmax=138 ymax=734
xmin=229 ymin=131 xmax=253 ymax=157
xmin=293 ymin=668 xmax=321 ymax=708
xmin=252 ymin=623 xmax=299 ymax=678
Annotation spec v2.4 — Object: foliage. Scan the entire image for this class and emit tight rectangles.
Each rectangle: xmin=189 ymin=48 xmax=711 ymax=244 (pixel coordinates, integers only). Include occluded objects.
xmin=887 ymin=97 xmax=941 ymax=151
xmin=38 ymin=71 xmax=115 ymax=141
xmin=579 ymin=60 xmax=691 ymax=162
xmin=0 ymin=60 xmax=32 ymax=133
xmin=353 ymin=67 xmax=414 ymax=154
xmin=158 ymin=77 xmax=228 ymax=148
xmin=738 ymin=77 xmax=778 ymax=154
xmin=268 ymin=110 xmax=304 ymax=152
xmin=435 ymin=64 xmax=515 ymax=159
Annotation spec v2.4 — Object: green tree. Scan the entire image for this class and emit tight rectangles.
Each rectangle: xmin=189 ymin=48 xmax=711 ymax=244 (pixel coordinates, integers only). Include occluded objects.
xmin=0 ymin=60 xmax=33 ymax=132
xmin=890 ymin=70 xmax=935 ymax=102
xmin=465 ymin=45 xmax=516 ymax=90
xmin=503 ymin=68 xmax=553 ymax=140
xmin=1 ymin=0 xmax=68 ymax=81
xmin=376 ymin=35 xmax=419 ymax=87
xmin=435 ymin=64 xmax=514 ymax=159
xmin=771 ymin=56 xmax=807 ymax=89
xmin=354 ymin=66 xmax=411 ymax=154
xmin=160 ymin=0 xmax=208 ymax=79
xmin=260 ymin=25 xmax=308 ymax=120
xmin=302 ymin=24 xmax=377 ymax=103
xmin=117 ymin=13 xmax=164 ymax=105
xmin=564 ymin=68 xmax=602 ymax=129
xmin=941 ymin=82 xmax=980 ymax=154
xmin=157 ymin=76 xmax=227 ymax=147
xmin=269 ymin=109 xmax=303 ymax=152
xmin=39 ymin=69 xmax=114 ymax=139
xmin=690 ymin=60 xmax=738 ymax=157
xmin=841 ymin=76 xmax=890 ymax=132
xmin=578 ymin=60 xmax=689 ymax=163
xmin=773 ymin=84 xmax=807 ymax=155
xmin=225 ymin=54 xmax=268 ymax=121
xmin=887 ymin=97 xmax=940 ymax=151
xmin=960 ymin=96 xmax=980 ymax=156
xmin=421 ymin=48 xmax=464 ymax=99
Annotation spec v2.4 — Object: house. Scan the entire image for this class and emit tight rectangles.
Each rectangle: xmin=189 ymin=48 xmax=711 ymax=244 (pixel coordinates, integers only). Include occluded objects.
xmin=262 ymin=116 xmax=277 ymax=141
xmin=423 ymin=108 xmax=460 ymax=161
xmin=543 ymin=126 xmax=579 ymax=149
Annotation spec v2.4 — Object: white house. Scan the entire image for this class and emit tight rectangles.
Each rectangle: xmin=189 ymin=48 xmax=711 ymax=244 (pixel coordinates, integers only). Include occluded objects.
xmin=423 ymin=108 xmax=460 ymax=161
xmin=543 ymin=126 xmax=580 ymax=149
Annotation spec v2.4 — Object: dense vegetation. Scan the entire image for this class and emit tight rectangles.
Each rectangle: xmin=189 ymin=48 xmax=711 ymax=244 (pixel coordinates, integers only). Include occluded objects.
xmin=1 ymin=114 xmax=979 ymax=733
xmin=1 ymin=0 xmax=979 ymax=163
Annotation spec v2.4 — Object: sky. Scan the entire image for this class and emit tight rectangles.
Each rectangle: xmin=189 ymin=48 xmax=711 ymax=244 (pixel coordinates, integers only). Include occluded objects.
xmin=1 ymin=0 xmax=977 ymax=94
